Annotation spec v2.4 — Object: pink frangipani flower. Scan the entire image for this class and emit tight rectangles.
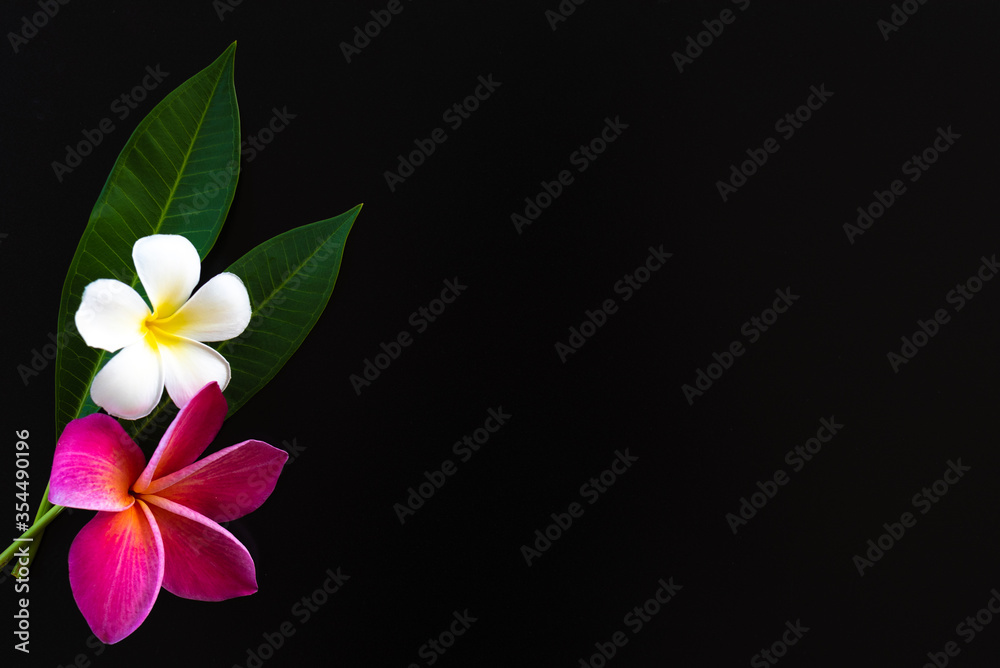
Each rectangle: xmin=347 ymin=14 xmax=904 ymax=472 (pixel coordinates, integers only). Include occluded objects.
xmin=49 ymin=382 xmax=288 ymax=644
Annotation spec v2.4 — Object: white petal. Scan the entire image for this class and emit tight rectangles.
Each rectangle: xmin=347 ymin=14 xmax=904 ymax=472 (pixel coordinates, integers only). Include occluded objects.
xmin=90 ymin=333 xmax=165 ymax=420
xmin=133 ymin=235 xmax=201 ymax=317
xmin=163 ymin=273 xmax=252 ymax=342
xmin=157 ymin=336 xmax=231 ymax=409
xmin=75 ymin=279 xmax=150 ymax=352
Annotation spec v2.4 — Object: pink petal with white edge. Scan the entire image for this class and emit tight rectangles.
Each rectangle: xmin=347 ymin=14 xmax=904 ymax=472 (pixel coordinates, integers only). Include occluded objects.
xmin=68 ymin=502 xmax=164 ymax=645
xmin=142 ymin=495 xmax=257 ymax=601
xmin=89 ymin=333 xmax=165 ymax=420
xmin=133 ymin=382 xmax=226 ymax=493
xmin=74 ymin=279 xmax=150 ymax=352
xmin=133 ymin=234 xmax=201 ymax=317
xmin=166 ymin=272 xmax=252 ymax=342
xmin=50 ymin=414 xmax=145 ymax=511
xmin=146 ymin=440 xmax=288 ymax=521
xmin=158 ymin=335 xmax=231 ymax=409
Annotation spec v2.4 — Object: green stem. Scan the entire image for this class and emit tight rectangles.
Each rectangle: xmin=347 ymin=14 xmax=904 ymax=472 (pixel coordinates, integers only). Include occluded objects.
xmin=35 ymin=480 xmax=53 ymax=520
xmin=0 ymin=504 xmax=65 ymax=576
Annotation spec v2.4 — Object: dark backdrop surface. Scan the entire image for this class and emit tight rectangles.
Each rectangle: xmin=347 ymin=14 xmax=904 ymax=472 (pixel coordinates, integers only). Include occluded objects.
xmin=2 ymin=1 xmax=999 ymax=666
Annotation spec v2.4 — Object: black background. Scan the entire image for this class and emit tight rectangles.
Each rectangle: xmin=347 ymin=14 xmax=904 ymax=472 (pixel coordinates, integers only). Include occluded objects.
xmin=3 ymin=1 xmax=1000 ymax=666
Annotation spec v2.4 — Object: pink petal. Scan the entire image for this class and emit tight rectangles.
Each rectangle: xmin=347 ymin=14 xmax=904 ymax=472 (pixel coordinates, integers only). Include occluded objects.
xmin=145 ymin=440 xmax=289 ymax=521
xmin=142 ymin=495 xmax=257 ymax=601
xmin=50 ymin=414 xmax=145 ymax=511
xmin=68 ymin=502 xmax=164 ymax=645
xmin=133 ymin=382 xmax=226 ymax=493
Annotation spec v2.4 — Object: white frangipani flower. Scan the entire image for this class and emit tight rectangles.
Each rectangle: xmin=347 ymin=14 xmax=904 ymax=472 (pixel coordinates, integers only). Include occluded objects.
xmin=75 ymin=234 xmax=251 ymax=420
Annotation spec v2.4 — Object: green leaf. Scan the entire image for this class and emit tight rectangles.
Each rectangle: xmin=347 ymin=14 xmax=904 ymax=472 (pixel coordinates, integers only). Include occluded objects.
xmin=121 ymin=395 xmax=178 ymax=449
xmin=219 ymin=205 xmax=361 ymax=417
xmin=120 ymin=204 xmax=362 ymax=441
xmin=54 ymin=43 xmax=241 ymax=439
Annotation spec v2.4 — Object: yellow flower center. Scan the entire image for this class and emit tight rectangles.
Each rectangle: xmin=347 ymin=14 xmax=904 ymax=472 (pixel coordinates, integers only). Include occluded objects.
xmin=142 ymin=309 xmax=186 ymax=340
